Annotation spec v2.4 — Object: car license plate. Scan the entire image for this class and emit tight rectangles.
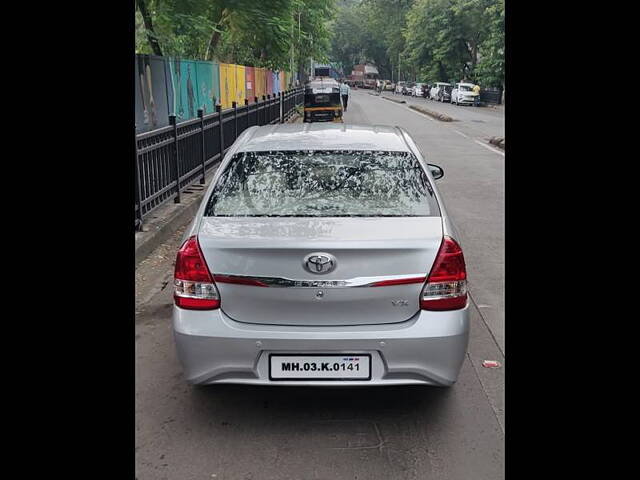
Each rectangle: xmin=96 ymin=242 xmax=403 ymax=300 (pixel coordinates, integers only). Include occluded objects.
xmin=269 ymin=354 xmax=371 ymax=381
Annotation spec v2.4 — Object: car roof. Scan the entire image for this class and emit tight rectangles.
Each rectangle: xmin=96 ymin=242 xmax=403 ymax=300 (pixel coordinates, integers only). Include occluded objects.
xmin=306 ymin=77 xmax=340 ymax=88
xmin=457 ymin=82 xmax=475 ymax=87
xmin=236 ymin=124 xmax=413 ymax=152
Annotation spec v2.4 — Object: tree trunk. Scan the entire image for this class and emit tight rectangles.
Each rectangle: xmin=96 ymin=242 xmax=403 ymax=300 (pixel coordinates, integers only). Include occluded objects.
xmin=205 ymin=30 xmax=222 ymax=61
xmin=137 ymin=0 xmax=163 ymax=56
xmin=205 ymin=9 xmax=228 ymax=61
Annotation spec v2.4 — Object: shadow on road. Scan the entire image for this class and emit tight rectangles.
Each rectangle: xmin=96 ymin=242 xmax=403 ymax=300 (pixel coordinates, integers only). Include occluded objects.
xmin=188 ymin=383 xmax=454 ymax=423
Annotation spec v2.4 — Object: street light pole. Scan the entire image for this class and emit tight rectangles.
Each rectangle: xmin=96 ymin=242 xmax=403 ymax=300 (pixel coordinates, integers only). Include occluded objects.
xmin=309 ymin=34 xmax=313 ymax=78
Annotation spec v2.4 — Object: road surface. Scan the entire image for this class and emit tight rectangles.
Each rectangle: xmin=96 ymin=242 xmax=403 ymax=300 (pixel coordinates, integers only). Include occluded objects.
xmin=135 ymin=89 xmax=505 ymax=480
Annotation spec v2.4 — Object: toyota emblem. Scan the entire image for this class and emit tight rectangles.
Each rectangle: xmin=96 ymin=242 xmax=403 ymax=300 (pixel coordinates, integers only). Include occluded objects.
xmin=303 ymin=252 xmax=337 ymax=274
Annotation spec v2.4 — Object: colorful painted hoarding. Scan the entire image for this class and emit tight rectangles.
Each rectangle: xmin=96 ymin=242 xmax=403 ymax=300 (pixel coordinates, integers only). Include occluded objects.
xmin=234 ymin=64 xmax=246 ymax=105
xmin=135 ymin=55 xmax=170 ymax=132
xmin=136 ymin=54 xmax=294 ymax=132
xmin=254 ymin=68 xmax=266 ymax=99
xmin=280 ymin=71 xmax=287 ymax=93
xmin=266 ymin=71 xmax=274 ymax=96
xmin=194 ymin=61 xmax=219 ymax=115
xmin=245 ymin=67 xmax=255 ymax=102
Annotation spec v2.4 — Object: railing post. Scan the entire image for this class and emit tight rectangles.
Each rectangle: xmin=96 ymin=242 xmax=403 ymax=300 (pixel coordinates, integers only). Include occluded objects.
xmin=261 ymin=95 xmax=266 ymax=125
xmin=273 ymin=93 xmax=277 ymax=123
xmin=280 ymin=92 xmax=284 ymax=123
xmin=244 ymin=98 xmax=249 ymax=130
xmin=197 ymin=108 xmax=206 ymax=184
xmin=232 ymin=101 xmax=238 ymax=141
xmin=283 ymin=90 xmax=287 ymax=122
xmin=134 ymin=124 xmax=144 ymax=230
xmin=254 ymin=96 xmax=259 ymax=126
xmin=286 ymin=89 xmax=291 ymax=120
xmin=273 ymin=93 xmax=278 ymax=123
xmin=169 ymin=114 xmax=181 ymax=204
xmin=216 ymin=104 xmax=225 ymax=162
xmin=271 ymin=94 xmax=275 ymax=123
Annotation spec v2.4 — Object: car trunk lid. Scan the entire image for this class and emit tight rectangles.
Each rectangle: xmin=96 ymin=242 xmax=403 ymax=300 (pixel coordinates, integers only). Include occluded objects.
xmin=198 ymin=216 xmax=443 ymax=326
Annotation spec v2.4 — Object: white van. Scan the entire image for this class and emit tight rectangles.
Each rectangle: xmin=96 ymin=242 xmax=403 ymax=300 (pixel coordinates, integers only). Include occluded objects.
xmin=451 ymin=83 xmax=479 ymax=106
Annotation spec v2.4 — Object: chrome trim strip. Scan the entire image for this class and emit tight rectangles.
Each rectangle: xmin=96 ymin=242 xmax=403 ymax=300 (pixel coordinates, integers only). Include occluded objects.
xmin=213 ymin=273 xmax=427 ymax=288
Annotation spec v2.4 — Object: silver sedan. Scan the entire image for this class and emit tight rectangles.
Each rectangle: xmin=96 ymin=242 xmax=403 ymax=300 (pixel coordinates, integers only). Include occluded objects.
xmin=173 ymin=124 xmax=469 ymax=387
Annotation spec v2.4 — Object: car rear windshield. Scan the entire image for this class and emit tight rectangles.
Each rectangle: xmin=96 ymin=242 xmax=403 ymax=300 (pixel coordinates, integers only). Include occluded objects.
xmin=205 ymin=150 xmax=440 ymax=217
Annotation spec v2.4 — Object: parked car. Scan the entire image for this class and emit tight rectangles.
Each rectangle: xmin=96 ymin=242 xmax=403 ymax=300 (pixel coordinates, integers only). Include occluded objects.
xmin=394 ymin=81 xmax=406 ymax=94
xmin=403 ymin=82 xmax=415 ymax=95
xmin=451 ymin=83 xmax=479 ymax=106
xmin=173 ymin=123 xmax=470 ymax=387
xmin=430 ymin=82 xmax=452 ymax=102
xmin=412 ymin=83 xmax=427 ymax=97
xmin=440 ymin=85 xmax=453 ymax=102
xmin=384 ymin=81 xmax=395 ymax=91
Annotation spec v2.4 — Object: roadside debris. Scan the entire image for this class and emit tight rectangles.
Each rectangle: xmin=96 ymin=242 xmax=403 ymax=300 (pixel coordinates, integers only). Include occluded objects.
xmin=381 ymin=96 xmax=406 ymax=104
xmin=488 ymin=136 xmax=505 ymax=150
xmin=482 ymin=360 xmax=502 ymax=368
xmin=408 ymin=104 xmax=453 ymax=122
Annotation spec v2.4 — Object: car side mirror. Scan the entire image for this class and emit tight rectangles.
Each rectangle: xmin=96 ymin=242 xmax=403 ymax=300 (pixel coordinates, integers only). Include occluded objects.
xmin=428 ymin=164 xmax=444 ymax=180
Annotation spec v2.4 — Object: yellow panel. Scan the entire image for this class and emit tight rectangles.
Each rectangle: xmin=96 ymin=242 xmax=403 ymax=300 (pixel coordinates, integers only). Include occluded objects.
xmin=235 ymin=65 xmax=246 ymax=105
xmin=228 ymin=65 xmax=236 ymax=109
xmin=219 ymin=63 xmax=229 ymax=109
xmin=220 ymin=63 xmax=237 ymax=109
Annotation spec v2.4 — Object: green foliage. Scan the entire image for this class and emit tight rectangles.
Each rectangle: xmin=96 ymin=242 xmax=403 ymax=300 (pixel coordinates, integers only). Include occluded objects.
xmin=330 ymin=0 xmax=411 ymax=79
xmin=135 ymin=0 xmax=335 ymax=72
xmin=474 ymin=0 xmax=504 ymax=87
xmin=134 ymin=0 xmax=503 ymax=87
xmin=328 ymin=0 xmax=504 ymax=87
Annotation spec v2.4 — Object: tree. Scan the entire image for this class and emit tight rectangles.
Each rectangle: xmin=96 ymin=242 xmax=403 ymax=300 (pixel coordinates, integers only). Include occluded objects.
xmin=135 ymin=0 xmax=335 ymax=75
xmin=474 ymin=0 xmax=504 ymax=87
xmin=136 ymin=0 xmax=163 ymax=56
xmin=402 ymin=0 xmax=503 ymax=84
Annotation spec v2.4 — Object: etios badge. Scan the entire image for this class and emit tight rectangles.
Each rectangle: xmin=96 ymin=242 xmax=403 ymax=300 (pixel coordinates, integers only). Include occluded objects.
xmin=303 ymin=252 xmax=337 ymax=275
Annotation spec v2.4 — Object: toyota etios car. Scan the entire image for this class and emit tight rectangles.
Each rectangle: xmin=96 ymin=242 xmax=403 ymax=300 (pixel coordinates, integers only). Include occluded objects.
xmin=173 ymin=124 xmax=469 ymax=387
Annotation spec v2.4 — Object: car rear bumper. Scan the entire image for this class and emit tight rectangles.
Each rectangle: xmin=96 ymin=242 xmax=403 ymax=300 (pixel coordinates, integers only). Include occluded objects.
xmin=173 ymin=305 xmax=469 ymax=387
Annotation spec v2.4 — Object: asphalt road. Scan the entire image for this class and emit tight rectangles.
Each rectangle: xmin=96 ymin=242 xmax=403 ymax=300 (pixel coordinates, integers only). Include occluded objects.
xmin=378 ymin=91 xmax=505 ymax=141
xmin=135 ymin=89 xmax=505 ymax=480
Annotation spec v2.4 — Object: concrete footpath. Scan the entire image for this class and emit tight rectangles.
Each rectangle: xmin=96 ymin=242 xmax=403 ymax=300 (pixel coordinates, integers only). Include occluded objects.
xmin=135 ymin=178 xmax=213 ymax=267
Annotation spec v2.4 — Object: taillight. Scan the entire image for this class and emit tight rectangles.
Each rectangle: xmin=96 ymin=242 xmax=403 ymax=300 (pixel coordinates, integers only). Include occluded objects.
xmin=420 ymin=236 xmax=467 ymax=311
xmin=174 ymin=236 xmax=220 ymax=310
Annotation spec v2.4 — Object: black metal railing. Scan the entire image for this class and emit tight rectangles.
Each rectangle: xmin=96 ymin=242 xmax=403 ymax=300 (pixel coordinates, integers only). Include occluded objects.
xmin=135 ymin=87 xmax=304 ymax=230
xmin=480 ymin=87 xmax=503 ymax=105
